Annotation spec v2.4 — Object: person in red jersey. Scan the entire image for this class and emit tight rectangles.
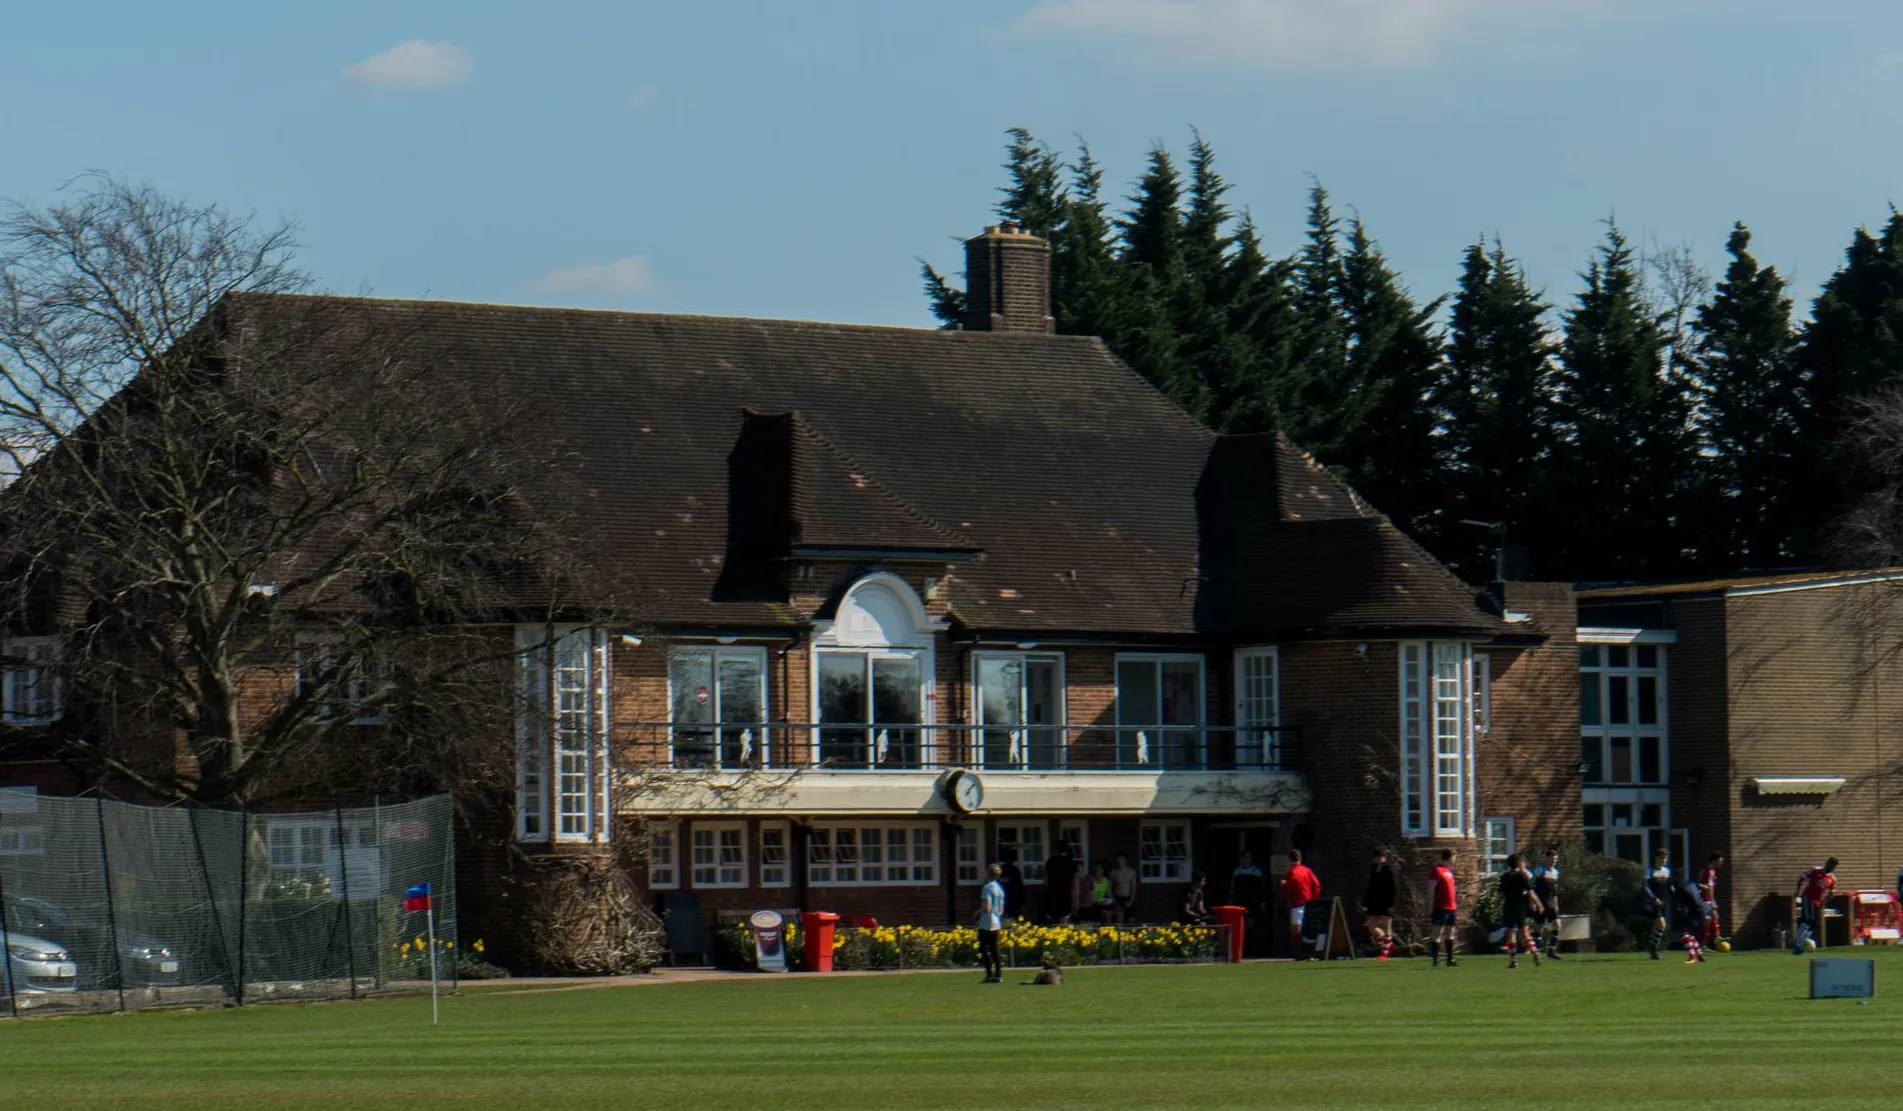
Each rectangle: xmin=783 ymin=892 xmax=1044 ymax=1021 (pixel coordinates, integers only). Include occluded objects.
xmin=1430 ymin=848 xmax=1459 ymax=967
xmin=1791 ymin=857 xmax=1837 ymax=954
xmin=1696 ymin=853 xmax=1725 ymax=947
xmin=1280 ymin=849 xmax=1322 ymax=959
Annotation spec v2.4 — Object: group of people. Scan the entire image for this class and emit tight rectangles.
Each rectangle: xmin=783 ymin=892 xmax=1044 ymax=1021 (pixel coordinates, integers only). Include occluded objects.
xmin=990 ymin=845 xmax=1144 ymax=927
xmin=1178 ymin=850 xmax=1323 ymax=957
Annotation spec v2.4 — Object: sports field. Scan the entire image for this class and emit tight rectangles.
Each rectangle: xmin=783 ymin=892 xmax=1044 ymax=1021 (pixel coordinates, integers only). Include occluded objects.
xmin=0 ymin=949 xmax=1894 ymax=1109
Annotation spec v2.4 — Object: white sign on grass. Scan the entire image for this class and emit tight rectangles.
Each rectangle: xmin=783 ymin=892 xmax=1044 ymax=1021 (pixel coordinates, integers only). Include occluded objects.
xmin=1810 ymin=958 xmax=1875 ymax=998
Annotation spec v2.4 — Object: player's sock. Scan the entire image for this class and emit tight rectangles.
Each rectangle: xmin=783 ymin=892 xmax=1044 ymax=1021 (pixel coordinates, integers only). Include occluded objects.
xmin=1683 ymin=934 xmax=1703 ymax=962
xmin=1649 ymin=925 xmax=1664 ymax=952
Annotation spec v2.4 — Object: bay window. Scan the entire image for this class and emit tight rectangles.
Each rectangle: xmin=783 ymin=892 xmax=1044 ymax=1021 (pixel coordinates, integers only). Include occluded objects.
xmin=516 ymin=625 xmax=611 ymax=842
xmin=974 ymin=652 xmax=1064 ymax=769
xmin=1399 ymin=641 xmax=1475 ymax=838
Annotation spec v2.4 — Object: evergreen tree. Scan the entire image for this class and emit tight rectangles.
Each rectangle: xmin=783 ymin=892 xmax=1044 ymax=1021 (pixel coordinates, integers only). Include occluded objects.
xmin=1442 ymin=240 xmax=1558 ymax=576
xmin=1049 ymin=143 xmax=1124 ymax=344
xmin=1689 ymin=223 xmax=1800 ymax=567
xmin=1273 ymin=183 xmax=1362 ymax=463
xmin=1113 ymin=147 xmax=1200 ymax=415
xmin=1552 ymin=222 xmax=1693 ymax=579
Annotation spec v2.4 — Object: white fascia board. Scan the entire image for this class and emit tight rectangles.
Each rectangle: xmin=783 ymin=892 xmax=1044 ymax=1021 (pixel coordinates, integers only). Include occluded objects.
xmin=620 ymin=769 xmax=1310 ymax=817
xmin=1749 ymin=775 xmax=1846 ymax=795
xmin=1576 ymin=627 xmax=1678 ymax=645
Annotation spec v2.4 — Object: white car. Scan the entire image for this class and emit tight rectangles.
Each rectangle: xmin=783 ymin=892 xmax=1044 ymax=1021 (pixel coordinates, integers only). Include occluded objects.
xmin=1 ymin=929 xmax=79 ymax=1001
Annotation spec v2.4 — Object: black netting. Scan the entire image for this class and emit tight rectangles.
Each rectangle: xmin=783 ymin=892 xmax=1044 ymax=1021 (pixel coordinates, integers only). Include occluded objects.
xmin=0 ymin=793 xmax=454 ymax=1017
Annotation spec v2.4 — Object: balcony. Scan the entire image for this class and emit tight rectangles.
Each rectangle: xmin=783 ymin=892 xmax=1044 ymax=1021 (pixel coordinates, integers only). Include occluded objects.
xmin=620 ymin=721 xmax=1303 ymax=774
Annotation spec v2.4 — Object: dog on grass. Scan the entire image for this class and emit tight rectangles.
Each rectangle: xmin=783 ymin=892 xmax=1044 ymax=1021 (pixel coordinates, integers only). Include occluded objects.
xmin=1021 ymin=956 xmax=1063 ymax=986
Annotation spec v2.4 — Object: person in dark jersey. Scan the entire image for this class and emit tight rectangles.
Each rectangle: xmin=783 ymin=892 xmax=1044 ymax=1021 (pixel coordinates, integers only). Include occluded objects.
xmin=1361 ymin=849 xmax=1398 ymax=960
xmin=1531 ymin=848 xmax=1562 ymax=960
xmin=1498 ymin=854 xmax=1542 ymax=968
xmin=1640 ymin=849 xmax=1673 ymax=960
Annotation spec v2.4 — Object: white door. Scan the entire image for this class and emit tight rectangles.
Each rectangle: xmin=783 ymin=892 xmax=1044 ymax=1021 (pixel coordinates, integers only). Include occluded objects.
xmin=1234 ymin=648 xmax=1279 ymax=768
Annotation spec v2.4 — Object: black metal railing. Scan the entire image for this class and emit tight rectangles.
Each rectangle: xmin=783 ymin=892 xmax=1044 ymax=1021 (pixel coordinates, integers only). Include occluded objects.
xmin=616 ymin=722 xmax=1301 ymax=774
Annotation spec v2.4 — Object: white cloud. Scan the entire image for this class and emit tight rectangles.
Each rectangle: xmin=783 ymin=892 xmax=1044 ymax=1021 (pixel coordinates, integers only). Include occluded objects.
xmin=339 ymin=40 xmax=474 ymax=89
xmin=1015 ymin=0 xmax=1615 ymax=73
xmin=533 ymin=257 xmax=660 ymax=297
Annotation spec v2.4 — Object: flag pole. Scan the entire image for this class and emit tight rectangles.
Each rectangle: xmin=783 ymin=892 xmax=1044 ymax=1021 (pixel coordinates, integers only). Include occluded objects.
xmin=427 ymin=901 xmax=439 ymax=1026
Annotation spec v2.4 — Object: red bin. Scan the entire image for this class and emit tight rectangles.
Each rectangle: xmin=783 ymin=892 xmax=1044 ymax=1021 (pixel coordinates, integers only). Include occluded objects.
xmin=801 ymin=911 xmax=839 ymax=972
xmin=1212 ymin=905 xmax=1248 ymax=963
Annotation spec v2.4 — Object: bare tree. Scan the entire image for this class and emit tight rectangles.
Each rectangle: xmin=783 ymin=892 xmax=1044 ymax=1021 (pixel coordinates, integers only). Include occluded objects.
xmin=0 ymin=178 xmax=608 ymax=809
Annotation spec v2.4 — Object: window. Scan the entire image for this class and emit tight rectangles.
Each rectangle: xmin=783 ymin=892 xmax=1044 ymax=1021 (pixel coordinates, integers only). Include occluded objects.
xmin=1579 ymin=641 xmax=1667 ymax=787
xmin=1482 ymin=816 xmax=1516 ymax=876
xmin=955 ymin=825 xmax=982 ymax=885
xmin=516 ymin=625 xmax=611 ymax=842
xmin=1580 ymin=796 xmax=1674 ymax=865
xmin=1400 ymin=642 xmax=1475 ymax=837
xmin=996 ymin=823 xmax=1047 ymax=883
xmin=691 ymin=823 xmax=747 ymax=887
xmin=807 ymin=822 xmax=936 ymax=886
xmin=3 ymin=636 xmax=62 ymax=724
xmin=816 ymin=651 xmax=925 ymax=768
xmin=263 ymin=820 xmax=381 ymax=900
xmin=1057 ymin=820 xmax=1088 ymax=870
xmin=1472 ymin=652 xmax=1492 ymax=734
xmin=294 ymin=634 xmax=387 ymax=724
xmin=648 ymin=824 xmax=678 ymax=889
xmin=974 ymin=652 xmax=1065 ymax=769
xmin=669 ymin=646 xmax=768 ymax=769
xmin=1115 ymin=654 xmax=1205 ymax=768
xmin=1139 ymin=822 xmax=1190 ymax=883
xmin=1233 ymin=648 xmax=1280 ymax=767
xmin=760 ymin=822 xmax=790 ymax=887
xmin=268 ymin=823 xmax=327 ymax=870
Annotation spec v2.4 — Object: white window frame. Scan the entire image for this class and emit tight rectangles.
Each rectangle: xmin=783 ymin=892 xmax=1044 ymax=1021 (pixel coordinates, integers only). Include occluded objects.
xmin=1578 ymin=642 xmax=1669 ymax=788
xmin=996 ymin=823 xmax=1047 ymax=884
xmin=1472 ymin=651 xmax=1492 ymax=735
xmin=667 ymin=645 xmax=770 ymax=769
xmin=812 ymin=646 xmax=933 ymax=768
xmin=691 ymin=822 xmax=748 ymax=888
xmin=264 ymin=818 xmax=381 ymax=900
xmin=954 ymin=825 xmax=982 ymax=885
xmin=3 ymin=636 xmax=63 ymax=725
xmin=759 ymin=821 xmax=790 ymax=888
xmin=648 ymin=823 xmax=679 ymax=890
xmin=1482 ymin=815 xmax=1516 ymax=876
xmin=294 ymin=633 xmax=388 ymax=725
xmin=972 ymin=650 xmax=1067 ymax=769
xmin=1113 ymin=653 xmax=1207 ymax=769
xmin=809 ymin=574 xmax=940 ymax=771
xmin=516 ymin=624 xmax=612 ymax=843
xmin=1139 ymin=821 xmax=1191 ymax=883
xmin=1233 ymin=646 xmax=1281 ymax=767
xmin=1399 ymin=641 xmax=1475 ymax=838
xmin=1057 ymin=820 xmax=1089 ymax=871
xmin=806 ymin=822 xmax=937 ymax=887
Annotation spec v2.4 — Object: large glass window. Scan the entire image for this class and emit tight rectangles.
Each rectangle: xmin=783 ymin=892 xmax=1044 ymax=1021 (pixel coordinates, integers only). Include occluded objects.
xmin=1579 ymin=641 xmax=1667 ymax=786
xmin=669 ymin=647 xmax=767 ymax=769
xmin=516 ymin=625 xmax=611 ymax=842
xmin=1233 ymin=647 xmax=1280 ymax=768
xmin=807 ymin=823 xmax=936 ymax=886
xmin=1114 ymin=655 xmax=1205 ymax=768
xmin=1399 ymin=641 xmax=1475 ymax=837
xmin=816 ymin=651 xmax=924 ymax=768
xmin=975 ymin=652 xmax=1064 ymax=769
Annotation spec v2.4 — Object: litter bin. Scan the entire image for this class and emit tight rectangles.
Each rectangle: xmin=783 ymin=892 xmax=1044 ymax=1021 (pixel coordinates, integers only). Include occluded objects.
xmin=1212 ymin=905 xmax=1248 ymax=963
xmin=801 ymin=911 xmax=839 ymax=972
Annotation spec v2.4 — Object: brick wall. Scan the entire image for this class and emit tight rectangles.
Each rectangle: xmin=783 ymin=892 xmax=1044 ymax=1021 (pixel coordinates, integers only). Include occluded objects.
xmin=1665 ymin=596 xmax=1734 ymax=920
xmin=1479 ymin=583 xmax=1581 ymax=856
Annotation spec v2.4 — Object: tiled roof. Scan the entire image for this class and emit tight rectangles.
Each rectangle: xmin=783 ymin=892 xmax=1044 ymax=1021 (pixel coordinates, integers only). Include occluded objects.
xmin=225 ymin=293 xmax=1497 ymax=638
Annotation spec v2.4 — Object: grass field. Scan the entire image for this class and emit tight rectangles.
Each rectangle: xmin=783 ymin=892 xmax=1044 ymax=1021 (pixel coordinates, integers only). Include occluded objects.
xmin=1 ymin=949 xmax=1897 ymax=1109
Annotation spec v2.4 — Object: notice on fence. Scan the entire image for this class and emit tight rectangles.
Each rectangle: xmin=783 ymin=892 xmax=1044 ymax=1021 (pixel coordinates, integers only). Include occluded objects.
xmin=1810 ymin=958 xmax=1875 ymax=998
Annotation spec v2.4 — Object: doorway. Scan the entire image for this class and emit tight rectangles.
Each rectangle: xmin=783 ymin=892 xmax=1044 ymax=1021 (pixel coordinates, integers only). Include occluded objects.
xmin=1205 ymin=822 xmax=1279 ymax=956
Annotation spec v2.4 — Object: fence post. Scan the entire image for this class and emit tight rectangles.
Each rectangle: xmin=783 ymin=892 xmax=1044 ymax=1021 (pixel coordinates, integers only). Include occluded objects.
xmin=185 ymin=805 xmax=239 ymax=1006
xmin=441 ymin=797 xmax=458 ymax=993
xmin=235 ymin=807 xmax=248 ymax=1006
xmin=333 ymin=802 xmax=358 ymax=1000
xmin=371 ymin=798 xmax=385 ymax=992
xmin=0 ymin=801 xmax=18 ymax=1018
xmin=92 ymin=797 xmax=128 ymax=1013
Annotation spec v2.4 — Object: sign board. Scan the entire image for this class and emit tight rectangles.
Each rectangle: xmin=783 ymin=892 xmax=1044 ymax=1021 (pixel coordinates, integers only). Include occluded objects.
xmin=751 ymin=909 xmax=787 ymax=972
xmin=1810 ymin=958 xmax=1875 ymax=998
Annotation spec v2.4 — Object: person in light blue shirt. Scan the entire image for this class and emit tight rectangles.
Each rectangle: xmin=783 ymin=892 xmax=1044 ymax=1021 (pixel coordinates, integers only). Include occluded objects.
xmin=978 ymin=863 xmax=1005 ymax=983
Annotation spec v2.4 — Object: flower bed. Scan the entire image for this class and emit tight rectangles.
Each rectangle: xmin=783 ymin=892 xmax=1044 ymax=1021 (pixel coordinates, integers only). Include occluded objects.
xmin=717 ymin=921 xmax=1219 ymax=971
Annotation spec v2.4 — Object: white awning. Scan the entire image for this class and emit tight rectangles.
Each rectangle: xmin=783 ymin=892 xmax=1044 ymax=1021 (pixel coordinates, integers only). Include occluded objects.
xmin=1749 ymin=776 xmax=1846 ymax=795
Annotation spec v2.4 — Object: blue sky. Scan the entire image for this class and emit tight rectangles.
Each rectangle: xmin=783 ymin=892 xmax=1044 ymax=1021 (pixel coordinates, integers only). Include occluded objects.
xmin=2 ymin=0 xmax=1898 ymax=327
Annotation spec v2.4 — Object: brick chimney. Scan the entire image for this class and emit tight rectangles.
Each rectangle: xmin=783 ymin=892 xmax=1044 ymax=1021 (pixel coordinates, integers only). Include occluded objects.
xmin=963 ymin=222 xmax=1054 ymax=333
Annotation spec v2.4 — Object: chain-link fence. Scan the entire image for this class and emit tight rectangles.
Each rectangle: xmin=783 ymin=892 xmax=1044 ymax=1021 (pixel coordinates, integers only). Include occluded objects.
xmin=0 ymin=792 xmax=455 ymax=1018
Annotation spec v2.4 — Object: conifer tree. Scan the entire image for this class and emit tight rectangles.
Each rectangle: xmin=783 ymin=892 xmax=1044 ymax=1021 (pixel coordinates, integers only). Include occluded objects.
xmin=1689 ymin=223 xmax=1800 ymax=567
xmin=1442 ymin=240 xmax=1557 ymax=576
xmin=1113 ymin=147 xmax=1200 ymax=415
xmin=1273 ymin=184 xmax=1362 ymax=463
xmin=1552 ymin=222 xmax=1692 ymax=578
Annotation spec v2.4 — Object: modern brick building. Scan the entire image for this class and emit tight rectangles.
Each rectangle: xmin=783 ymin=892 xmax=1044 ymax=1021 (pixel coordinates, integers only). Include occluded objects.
xmin=0 ymin=224 xmax=1584 ymax=961
xmin=1577 ymin=571 xmax=1903 ymax=946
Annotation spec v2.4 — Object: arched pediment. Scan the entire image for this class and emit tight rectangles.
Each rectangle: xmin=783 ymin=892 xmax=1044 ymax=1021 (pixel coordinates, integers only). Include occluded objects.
xmin=819 ymin=573 xmax=938 ymax=648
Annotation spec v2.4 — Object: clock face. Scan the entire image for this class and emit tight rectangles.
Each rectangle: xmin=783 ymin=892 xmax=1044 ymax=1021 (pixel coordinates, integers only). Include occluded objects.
xmin=951 ymin=771 xmax=984 ymax=812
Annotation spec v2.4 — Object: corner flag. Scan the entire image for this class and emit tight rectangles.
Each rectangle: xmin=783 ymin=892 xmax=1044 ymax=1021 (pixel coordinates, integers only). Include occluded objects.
xmin=404 ymin=882 xmax=433 ymax=913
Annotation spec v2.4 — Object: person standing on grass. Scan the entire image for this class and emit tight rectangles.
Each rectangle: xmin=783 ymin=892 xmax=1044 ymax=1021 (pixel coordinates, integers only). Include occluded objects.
xmin=1673 ymin=879 xmax=1708 ymax=964
xmin=1110 ymin=854 xmax=1138 ymax=924
xmin=977 ymin=863 xmax=1006 ymax=983
xmin=1532 ymin=848 xmax=1562 ymax=960
xmin=1280 ymin=850 xmax=1322 ymax=960
xmin=1431 ymin=849 xmax=1460 ymax=967
xmin=1498 ymin=854 xmax=1541 ymax=968
xmin=1791 ymin=857 xmax=1838 ymax=953
xmin=1641 ymin=849 xmax=1673 ymax=960
xmin=1697 ymin=853 xmax=1725 ymax=948
xmin=1361 ymin=849 xmax=1398 ymax=960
